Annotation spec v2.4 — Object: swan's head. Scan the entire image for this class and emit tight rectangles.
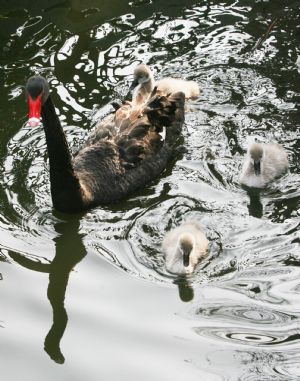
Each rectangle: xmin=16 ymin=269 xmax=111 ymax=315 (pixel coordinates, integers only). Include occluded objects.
xmin=25 ymin=76 xmax=50 ymax=127
xmin=178 ymin=233 xmax=195 ymax=267
xmin=130 ymin=64 xmax=153 ymax=90
xmin=248 ymin=143 xmax=264 ymax=176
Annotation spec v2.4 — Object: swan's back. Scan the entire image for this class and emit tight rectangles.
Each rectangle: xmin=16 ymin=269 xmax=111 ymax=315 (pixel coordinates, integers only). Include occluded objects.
xmin=156 ymin=78 xmax=200 ymax=99
xmin=73 ymin=89 xmax=185 ymax=204
xmin=263 ymin=144 xmax=288 ymax=178
xmin=239 ymin=143 xmax=288 ymax=188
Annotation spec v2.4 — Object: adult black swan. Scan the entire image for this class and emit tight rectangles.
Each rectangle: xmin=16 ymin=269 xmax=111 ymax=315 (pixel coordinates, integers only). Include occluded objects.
xmin=25 ymin=76 xmax=185 ymax=213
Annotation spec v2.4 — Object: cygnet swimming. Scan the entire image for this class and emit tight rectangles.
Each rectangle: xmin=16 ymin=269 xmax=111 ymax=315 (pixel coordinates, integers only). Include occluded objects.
xmin=162 ymin=221 xmax=209 ymax=275
xmin=239 ymin=142 xmax=288 ymax=188
xmin=131 ymin=64 xmax=200 ymax=106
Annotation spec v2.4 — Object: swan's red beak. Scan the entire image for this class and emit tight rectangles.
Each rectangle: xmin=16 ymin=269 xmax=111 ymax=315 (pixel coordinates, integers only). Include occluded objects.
xmin=27 ymin=94 xmax=42 ymax=127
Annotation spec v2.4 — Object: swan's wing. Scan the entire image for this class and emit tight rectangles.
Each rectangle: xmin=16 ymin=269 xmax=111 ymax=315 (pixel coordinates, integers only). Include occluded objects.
xmin=81 ymin=101 xmax=133 ymax=149
xmin=264 ymin=144 xmax=289 ymax=179
xmin=81 ymin=114 xmax=116 ymax=150
xmin=114 ymin=89 xmax=185 ymax=169
xmin=145 ymin=90 xmax=185 ymax=159
xmin=114 ymin=101 xmax=133 ymax=130
xmin=116 ymin=124 xmax=163 ymax=168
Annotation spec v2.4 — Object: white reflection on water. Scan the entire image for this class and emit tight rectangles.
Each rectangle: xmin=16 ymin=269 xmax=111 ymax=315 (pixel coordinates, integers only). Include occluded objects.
xmin=0 ymin=0 xmax=299 ymax=379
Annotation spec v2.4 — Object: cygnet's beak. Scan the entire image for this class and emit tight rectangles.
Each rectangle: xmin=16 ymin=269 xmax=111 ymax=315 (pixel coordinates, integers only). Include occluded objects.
xmin=254 ymin=160 xmax=261 ymax=176
xmin=183 ymin=251 xmax=190 ymax=267
xmin=129 ymin=78 xmax=139 ymax=91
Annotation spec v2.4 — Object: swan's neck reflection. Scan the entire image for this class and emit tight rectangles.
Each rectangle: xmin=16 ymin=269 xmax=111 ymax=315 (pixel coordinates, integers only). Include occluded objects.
xmin=44 ymin=218 xmax=86 ymax=364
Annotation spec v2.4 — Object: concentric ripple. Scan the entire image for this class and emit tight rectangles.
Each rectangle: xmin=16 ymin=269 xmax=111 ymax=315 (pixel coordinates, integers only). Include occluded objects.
xmin=193 ymin=326 xmax=300 ymax=348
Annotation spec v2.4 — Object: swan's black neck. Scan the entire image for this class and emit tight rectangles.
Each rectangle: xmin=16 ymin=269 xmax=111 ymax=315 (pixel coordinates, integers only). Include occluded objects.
xmin=41 ymin=95 xmax=85 ymax=213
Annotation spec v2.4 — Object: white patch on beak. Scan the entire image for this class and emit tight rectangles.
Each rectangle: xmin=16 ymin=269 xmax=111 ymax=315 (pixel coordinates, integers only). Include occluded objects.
xmin=27 ymin=117 xmax=40 ymax=127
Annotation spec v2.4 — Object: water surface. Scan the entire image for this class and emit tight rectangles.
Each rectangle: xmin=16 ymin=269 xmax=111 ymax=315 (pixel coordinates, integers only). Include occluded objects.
xmin=0 ymin=1 xmax=300 ymax=380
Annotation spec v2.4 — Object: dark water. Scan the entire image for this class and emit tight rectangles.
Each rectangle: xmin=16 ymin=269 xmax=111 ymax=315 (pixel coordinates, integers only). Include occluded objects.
xmin=0 ymin=1 xmax=300 ymax=379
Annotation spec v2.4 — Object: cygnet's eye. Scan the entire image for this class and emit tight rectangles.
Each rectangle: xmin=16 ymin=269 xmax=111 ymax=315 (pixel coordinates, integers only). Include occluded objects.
xmin=140 ymin=75 xmax=149 ymax=83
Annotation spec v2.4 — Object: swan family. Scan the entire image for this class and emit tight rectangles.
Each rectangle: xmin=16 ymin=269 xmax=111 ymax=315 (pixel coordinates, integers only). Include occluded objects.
xmin=24 ymin=64 xmax=289 ymax=275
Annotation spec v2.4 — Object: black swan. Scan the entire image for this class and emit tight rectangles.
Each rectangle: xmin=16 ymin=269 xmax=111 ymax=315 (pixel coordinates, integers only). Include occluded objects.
xmin=25 ymin=76 xmax=185 ymax=213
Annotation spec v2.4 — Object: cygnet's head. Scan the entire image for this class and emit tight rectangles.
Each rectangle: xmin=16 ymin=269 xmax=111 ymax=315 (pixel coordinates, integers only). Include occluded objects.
xmin=178 ymin=233 xmax=195 ymax=267
xmin=130 ymin=64 xmax=152 ymax=90
xmin=248 ymin=143 xmax=264 ymax=175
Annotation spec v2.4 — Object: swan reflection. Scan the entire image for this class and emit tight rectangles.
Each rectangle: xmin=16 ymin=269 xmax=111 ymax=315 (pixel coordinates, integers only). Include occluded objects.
xmin=8 ymin=216 xmax=86 ymax=364
xmin=44 ymin=217 xmax=87 ymax=363
xmin=173 ymin=276 xmax=194 ymax=302
xmin=247 ymin=189 xmax=263 ymax=218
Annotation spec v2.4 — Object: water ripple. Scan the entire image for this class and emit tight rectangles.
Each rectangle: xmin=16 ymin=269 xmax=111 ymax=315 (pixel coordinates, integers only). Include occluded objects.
xmin=0 ymin=1 xmax=299 ymax=379
xmin=193 ymin=325 xmax=300 ymax=348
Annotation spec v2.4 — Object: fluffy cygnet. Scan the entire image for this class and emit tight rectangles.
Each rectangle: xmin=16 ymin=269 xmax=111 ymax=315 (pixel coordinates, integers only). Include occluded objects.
xmin=162 ymin=221 xmax=209 ymax=275
xmin=131 ymin=64 xmax=200 ymax=106
xmin=239 ymin=142 xmax=288 ymax=188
